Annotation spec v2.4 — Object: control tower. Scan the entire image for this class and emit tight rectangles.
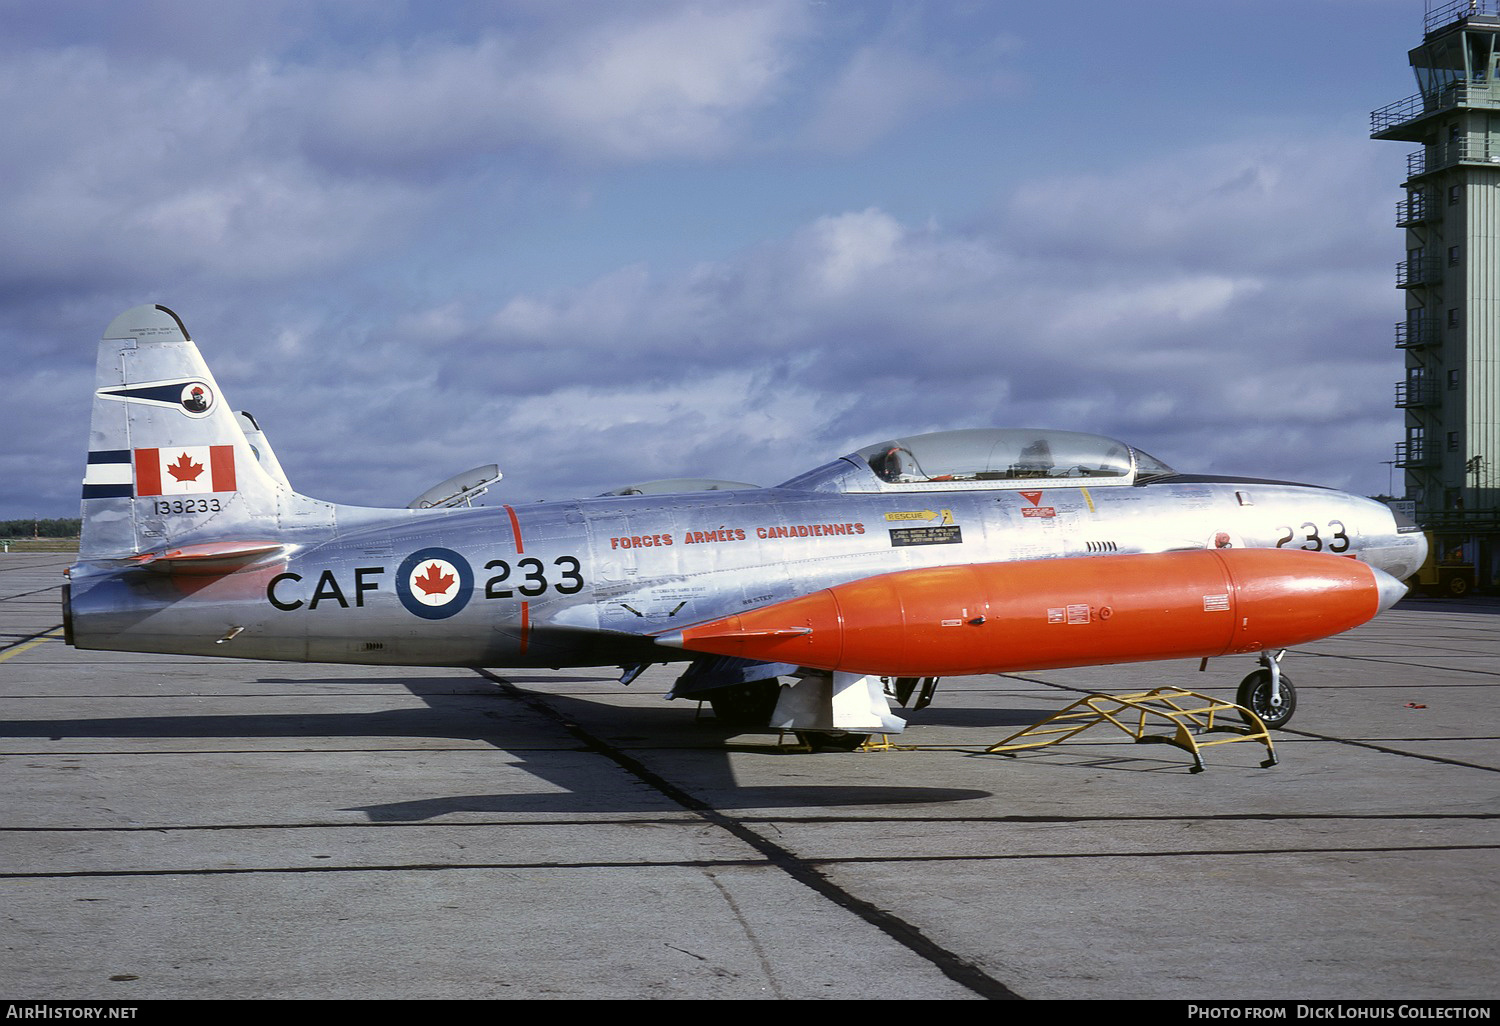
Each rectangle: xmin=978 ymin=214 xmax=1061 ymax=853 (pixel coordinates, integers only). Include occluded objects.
xmin=1371 ymin=0 xmax=1500 ymax=588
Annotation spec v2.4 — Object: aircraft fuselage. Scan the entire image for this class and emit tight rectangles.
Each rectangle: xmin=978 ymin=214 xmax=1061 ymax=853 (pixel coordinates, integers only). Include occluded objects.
xmin=66 ymin=472 xmax=1423 ymax=669
xmin=65 ymin=306 xmax=1428 ymax=737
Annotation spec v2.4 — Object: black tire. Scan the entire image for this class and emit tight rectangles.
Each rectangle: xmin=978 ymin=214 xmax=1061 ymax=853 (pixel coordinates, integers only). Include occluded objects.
xmin=1236 ymin=669 xmax=1297 ymax=730
xmin=705 ymin=678 xmax=781 ymax=728
xmin=1447 ymin=574 xmax=1471 ymax=598
xmin=795 ymin=731 xmax=869 ymax=752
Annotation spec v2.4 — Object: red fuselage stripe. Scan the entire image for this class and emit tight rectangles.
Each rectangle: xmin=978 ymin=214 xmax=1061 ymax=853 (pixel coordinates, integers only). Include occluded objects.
xmin=503 ymin=504 xmax=529 ymax=653
xmin=504 ymin=504 xmax=525 ymax=553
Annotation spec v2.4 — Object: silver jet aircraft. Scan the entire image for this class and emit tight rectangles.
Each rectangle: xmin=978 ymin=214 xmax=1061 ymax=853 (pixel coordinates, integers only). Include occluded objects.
xmin=66 ymin=305 xmax=1428 ymax=746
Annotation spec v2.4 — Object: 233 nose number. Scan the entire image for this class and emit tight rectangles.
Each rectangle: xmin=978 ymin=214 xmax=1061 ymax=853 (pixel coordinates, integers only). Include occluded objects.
xmin=485 ymin=556 xmax=584 ymax=598
xmin=1274 ymin=520 xmax=1350 ymax=553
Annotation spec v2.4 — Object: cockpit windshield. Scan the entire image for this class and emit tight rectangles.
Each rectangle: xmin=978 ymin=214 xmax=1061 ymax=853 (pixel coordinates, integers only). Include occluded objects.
xmin=776 ymin=428 xmax=1178 ymax=493
xmin=840 ymin=429 xmax=1175 ymax=491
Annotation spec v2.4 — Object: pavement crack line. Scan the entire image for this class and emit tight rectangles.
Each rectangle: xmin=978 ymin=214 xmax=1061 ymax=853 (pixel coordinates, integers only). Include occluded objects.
xmin=6 ymin=843 xmax=1496 ymax=884
xmin=6 ymin=811 xmax=1495 ymax=836
xmin=1280 ymin=727 xmax=1500 ymax=772
xmin=473 ymin=668 xmax=1022 ymax=1000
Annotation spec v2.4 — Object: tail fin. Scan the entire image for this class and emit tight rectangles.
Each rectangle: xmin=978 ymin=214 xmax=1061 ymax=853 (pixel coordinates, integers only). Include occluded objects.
xmin=79 ymin=305 xmax=299 ymax=560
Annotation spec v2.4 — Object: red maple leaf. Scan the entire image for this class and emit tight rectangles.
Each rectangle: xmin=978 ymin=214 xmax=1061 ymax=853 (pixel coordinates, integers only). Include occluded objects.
xmin=166 ymin=452 xmax=205 ymax=483
xmin=414 ymin=562 xmax=456 ymax=597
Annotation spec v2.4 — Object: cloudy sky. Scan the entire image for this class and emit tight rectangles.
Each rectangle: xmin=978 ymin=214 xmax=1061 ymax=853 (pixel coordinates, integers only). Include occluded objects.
xmin=1 ymin=0 xmax=1429 ymax=519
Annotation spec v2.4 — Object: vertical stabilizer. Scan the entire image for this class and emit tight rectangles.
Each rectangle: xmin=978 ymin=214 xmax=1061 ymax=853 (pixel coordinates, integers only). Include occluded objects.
xmin=79 ymin=305 xmax=295 ymax=559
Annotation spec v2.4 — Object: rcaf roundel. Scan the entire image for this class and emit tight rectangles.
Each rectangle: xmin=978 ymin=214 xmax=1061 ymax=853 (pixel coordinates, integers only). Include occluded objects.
xmin=395 ymin=547 xmax=474 ymax=619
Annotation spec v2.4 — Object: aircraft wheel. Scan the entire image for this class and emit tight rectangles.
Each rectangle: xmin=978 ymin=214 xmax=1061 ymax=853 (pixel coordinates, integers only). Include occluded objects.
xmin=795 ymin=731 xmax=869 ymax=752
xmin=705 ymin=678 xmax=781 ymax=728
xmin=1236 ymin=669 xmax=1296 ymax=730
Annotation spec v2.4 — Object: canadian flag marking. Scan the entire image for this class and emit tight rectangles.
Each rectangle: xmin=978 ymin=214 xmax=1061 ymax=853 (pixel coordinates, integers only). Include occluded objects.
xmin=134 ymin=446 xmax=237 ymax=496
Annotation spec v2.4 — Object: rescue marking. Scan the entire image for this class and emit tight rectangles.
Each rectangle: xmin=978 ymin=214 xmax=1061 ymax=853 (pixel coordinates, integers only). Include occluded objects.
xmin=884 ymin=509 xmax=955 ymax=525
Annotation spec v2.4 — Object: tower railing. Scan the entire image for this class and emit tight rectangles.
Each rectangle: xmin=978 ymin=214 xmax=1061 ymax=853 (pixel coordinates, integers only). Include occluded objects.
xmin=1397 ymin=191 xmax=1434 ymax=225
xmin=1395 ymin=441 xmax=1439 ymax=468
xmin=1396 ymin=258 xmax=1444 ymax=287
xmin=1372 ymin=92 xmax=1429 ymax=135
xmin=1395 ymin=318 xmax=1442 ymax=348
xmin=1406 ymin=137 xmax=1500 ymax=178
xmin=1395 ymin=381 xmax=1443 ymax=407
xmin=1373 ymin=82 xmax=1500 ymax=136
xmin=1425 ymin=0 xmax=1500 ymax=36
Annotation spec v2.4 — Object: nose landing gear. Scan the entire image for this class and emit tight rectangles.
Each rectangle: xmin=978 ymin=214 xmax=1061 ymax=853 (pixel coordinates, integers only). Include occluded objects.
xmin=1236 ymin=650 xmax=1297 ymax=730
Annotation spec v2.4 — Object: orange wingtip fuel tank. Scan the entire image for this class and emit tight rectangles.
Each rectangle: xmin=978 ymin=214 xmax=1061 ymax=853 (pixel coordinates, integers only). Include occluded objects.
xmin=659 ymin=549 xmax=1400 ymax=677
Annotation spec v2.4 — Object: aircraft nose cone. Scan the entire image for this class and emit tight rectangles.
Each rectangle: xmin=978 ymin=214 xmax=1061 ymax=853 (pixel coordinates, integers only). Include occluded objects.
xmin=1371 ymin=565 xmax=1409 ymax=613
xmin=1410 ymin=529 xmax=1430 ymax=572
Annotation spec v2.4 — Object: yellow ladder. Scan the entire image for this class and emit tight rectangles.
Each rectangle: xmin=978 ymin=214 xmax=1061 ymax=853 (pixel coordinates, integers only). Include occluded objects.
xmin=986 ymin=687 xmax=1277 ymax=773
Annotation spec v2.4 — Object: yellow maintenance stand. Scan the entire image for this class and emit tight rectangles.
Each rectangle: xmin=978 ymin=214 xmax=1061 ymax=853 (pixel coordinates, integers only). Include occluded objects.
xmin=986 ymin=687 xmax=1277 ymax=773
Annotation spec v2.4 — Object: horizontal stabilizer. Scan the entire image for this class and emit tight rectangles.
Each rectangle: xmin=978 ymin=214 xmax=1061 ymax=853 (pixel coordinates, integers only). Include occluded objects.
xmin=236 ymin=411 xmax=292 ymax=490
xmin=127 ymin=540 xmax=286 ymax=574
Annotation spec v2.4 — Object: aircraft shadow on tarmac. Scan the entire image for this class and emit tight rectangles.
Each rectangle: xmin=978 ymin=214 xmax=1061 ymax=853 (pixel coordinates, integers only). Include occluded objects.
xmin=348 ymin=784 xmax=994 ymax=822
xmin=9 ymin=669 xmax=994 ymax=820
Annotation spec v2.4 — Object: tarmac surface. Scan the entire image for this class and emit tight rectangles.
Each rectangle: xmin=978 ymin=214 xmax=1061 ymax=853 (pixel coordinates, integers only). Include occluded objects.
xmin=1 ymin=551 xmax=1496 ymax=1001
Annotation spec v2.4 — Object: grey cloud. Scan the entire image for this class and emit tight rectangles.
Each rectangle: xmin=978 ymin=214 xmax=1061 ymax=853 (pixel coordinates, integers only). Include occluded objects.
xmin=0 ymin=8 xmax=1412 ymax=517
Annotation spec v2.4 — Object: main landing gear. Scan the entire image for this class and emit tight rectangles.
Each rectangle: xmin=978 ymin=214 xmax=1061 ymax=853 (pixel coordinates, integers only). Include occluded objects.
xmin=887 ymin=676 xmax=941 ymax=710
xmin=1234 ymin=650 xmax=1297 ymax=730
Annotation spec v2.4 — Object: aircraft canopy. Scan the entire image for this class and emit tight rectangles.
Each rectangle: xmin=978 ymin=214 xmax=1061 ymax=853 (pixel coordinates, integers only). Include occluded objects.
xmin=783 ymin=428 xmax=1176 ymax=493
